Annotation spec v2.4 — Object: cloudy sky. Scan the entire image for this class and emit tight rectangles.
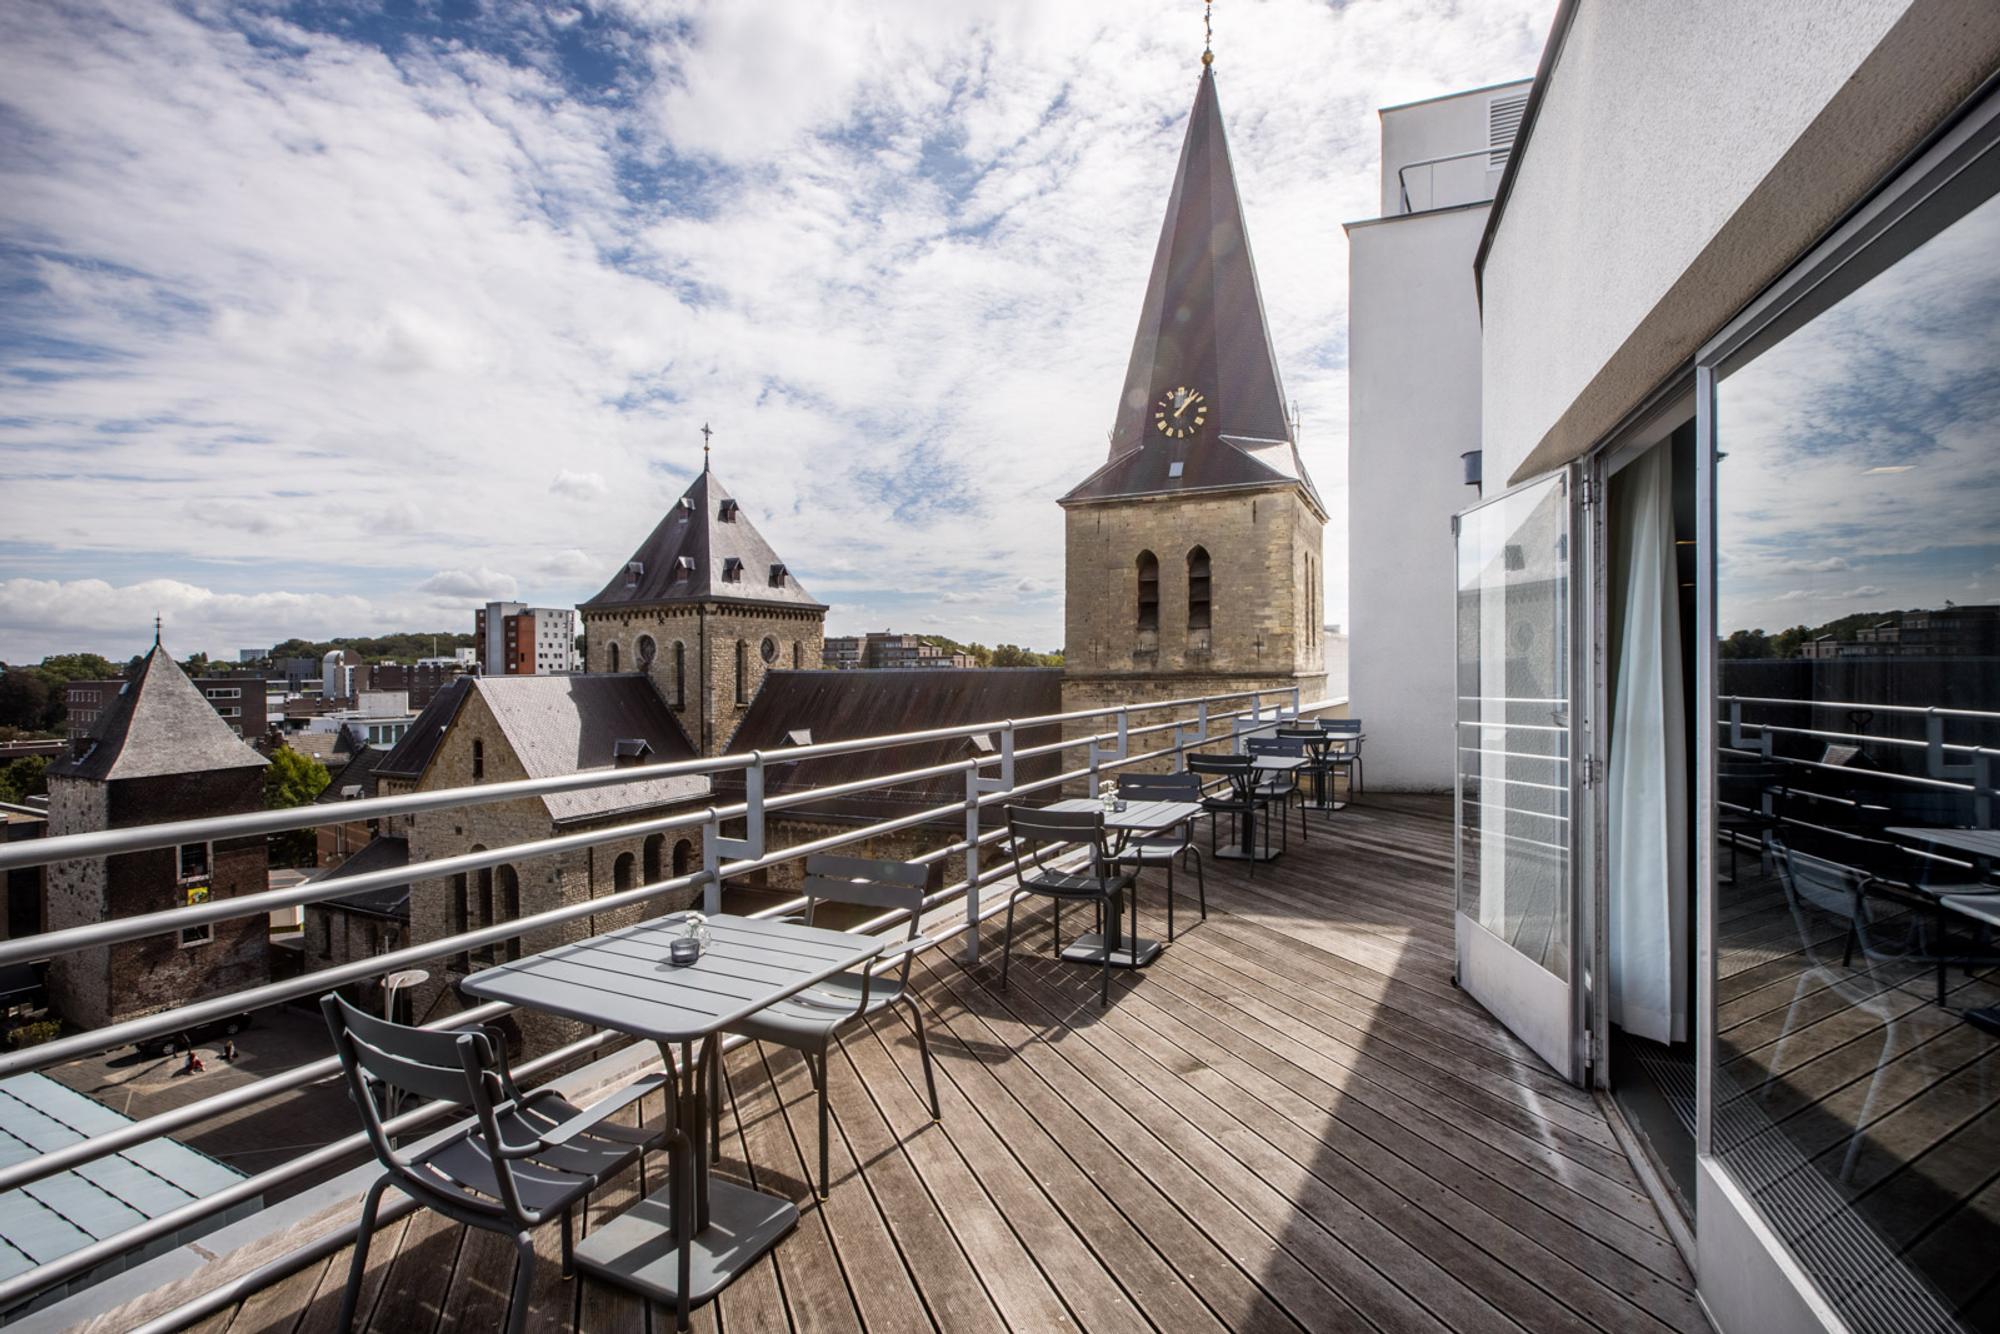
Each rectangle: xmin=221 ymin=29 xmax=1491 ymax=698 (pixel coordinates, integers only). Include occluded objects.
xmin=1 ymin=0 xmax=1551 ymax=663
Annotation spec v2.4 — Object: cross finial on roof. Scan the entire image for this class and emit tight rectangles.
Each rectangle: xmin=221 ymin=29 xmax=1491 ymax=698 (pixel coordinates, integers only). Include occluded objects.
xmin=1202 ymin=1 xmax=1213 ymax=67
xmin=153 ymin=615 xmax=162 ymax=649
xmin=701 ymin=422 xmax=712 ymax=472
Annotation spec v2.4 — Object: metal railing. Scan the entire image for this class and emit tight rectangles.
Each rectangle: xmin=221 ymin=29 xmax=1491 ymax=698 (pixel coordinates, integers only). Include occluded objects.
xmin=0 ymin=684 xmax=1344 ymax=1325
xmin=1396 ymin=147 xmax=1498 ymax=214
xmin=1718 ymin=694 xmax=1997 ymax=829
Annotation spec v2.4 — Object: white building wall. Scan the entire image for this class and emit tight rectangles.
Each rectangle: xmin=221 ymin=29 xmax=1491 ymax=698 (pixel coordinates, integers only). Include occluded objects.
xmin=1477 ymin=0 xmax=1992 ymax=485
xmin=1378 ymin=82 xmax=1524 ymax=216
xmin=1345 ymin=204 xmax=1490 ymax=790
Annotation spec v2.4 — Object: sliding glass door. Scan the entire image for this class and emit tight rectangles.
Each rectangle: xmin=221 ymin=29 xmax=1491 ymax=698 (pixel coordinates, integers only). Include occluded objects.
xmin=1455 ymin=469 xmax=1586 ymax=1081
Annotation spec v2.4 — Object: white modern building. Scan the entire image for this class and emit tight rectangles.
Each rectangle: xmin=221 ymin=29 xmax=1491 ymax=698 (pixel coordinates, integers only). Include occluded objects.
xmin=1348 ymin=4 xmax=2000 ymax=1332
xmin=1345 ymin=78 xmax=1529 ymax=791
xmin=474 ymin=601 xmax=577 ymax=676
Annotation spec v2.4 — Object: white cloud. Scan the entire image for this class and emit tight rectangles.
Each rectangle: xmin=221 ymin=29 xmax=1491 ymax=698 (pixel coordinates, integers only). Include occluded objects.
xmin=1773 ymin=556 xmax=1852 ymax=573
xmin=551 ymin=470 xmax=609 ymax=500
xmin=0 ymin=0 xmax=1555 ymax=654
xmin=0 ymin=577 xmax=404 ymax=661
xmin=417 ymin=568 xmax=520 ymax=601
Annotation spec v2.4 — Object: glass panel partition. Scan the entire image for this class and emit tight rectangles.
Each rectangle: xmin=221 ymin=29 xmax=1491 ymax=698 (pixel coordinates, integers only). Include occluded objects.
xmin=1710 ymin=166 xmax=2000 ymax=1332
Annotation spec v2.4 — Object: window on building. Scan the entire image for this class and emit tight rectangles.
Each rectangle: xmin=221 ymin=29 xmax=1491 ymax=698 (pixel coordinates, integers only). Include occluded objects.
xmin=672 ymin=839 xmax=694 ymax=878
xmin=613 ymin=851 xmax=635 ymax=894
xmin=672 ymin=641 xmax=685 ymax=707
xmin=734 ymin=640 xmax=748 ymax=704
xmin=177 ymin=879 xmax=213 ymax=947
xmin=496 ymin=864 xmax=521 ymax=962
xmin=644 ymin=834 xmax=664 ymax=886
xmin=177 ymin=843 xmax=210 ymax=882
xmin=719 ymin=498 xmax=739 ymax=522
xmin=1136 ymin=551 xmax=1160 ymax=631
xmin=637 ymin=634 xmax=657 ymax=671
xmin=792 ymin=642 xmax=801 ymax=669
xmin=760 ymin=636 xmax=779 ymax=665
xmin=451 ymin=872 xmax=470 ymax=972
xmin=472 ymin=738 xmax=484 ymax=781
xmin=769 ymin=563 xmax=788 ymax=587
xmin=1187 ymin=547 xmax=1212 ymax=631
xmin=608 ymin=641 xmax=620 ymax=672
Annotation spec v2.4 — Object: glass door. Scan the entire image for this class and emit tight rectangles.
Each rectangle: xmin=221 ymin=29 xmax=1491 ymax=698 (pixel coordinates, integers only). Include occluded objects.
xmin=1455 ymin=468 xmax=1586 ymax=1081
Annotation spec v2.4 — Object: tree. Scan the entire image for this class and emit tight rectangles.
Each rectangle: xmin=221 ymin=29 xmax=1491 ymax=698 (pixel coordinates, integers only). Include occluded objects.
xmin=0 ymin=672 xmax=51 ymax=733
xmin=1718 ymin=628 xmax=1772 ymax=660
xmin=34 ymin=654 xmax=117 ymax=685
xmin=265 ymin=747 xmax=331 ymax=867
xmin=0 ymin=756 xmax=49 ymax=806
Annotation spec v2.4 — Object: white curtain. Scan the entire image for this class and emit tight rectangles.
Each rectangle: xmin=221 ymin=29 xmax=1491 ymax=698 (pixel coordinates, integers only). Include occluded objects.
xmin=1608 ymin=444 xmax=1689 ymax=1044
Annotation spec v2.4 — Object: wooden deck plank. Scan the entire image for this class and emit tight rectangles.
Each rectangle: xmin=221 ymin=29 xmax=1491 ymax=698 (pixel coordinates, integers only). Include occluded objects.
xmin=199 ymin=795 xmax=1701 ymax=1334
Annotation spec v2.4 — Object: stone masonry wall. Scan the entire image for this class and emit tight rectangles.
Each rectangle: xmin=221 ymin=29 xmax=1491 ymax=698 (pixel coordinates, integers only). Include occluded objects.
xmin=583 ymin=602 xmax=825 ymax=756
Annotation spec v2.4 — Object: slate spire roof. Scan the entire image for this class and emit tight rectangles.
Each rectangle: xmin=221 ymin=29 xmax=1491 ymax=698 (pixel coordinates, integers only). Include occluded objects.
xmin=49 ymin=644 xmax=267 ymax=782
xmin=1062 ymin=66 xmax=1322 ymax=515
xmin=581 ymin=469 xmax=824 ymax=612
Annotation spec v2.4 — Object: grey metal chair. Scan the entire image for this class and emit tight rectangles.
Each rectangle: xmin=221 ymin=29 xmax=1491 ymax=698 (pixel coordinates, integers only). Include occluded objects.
xmin=1320 ymin=717 xmax=1364 ymax=801
xmin=1188 ymin=753 xmax=1270 ymax=870
xmin=1113 ymin=771 xmax=1206 ymax=939
xmin=321 ymin=992 xmax=663 ymax=1334
xmin=1246 ymin=736 xmax=1311 ymax=846
xmin=722 ymin=853 xmax=942 ymax=1200
xmin=1003 ymin=806 xmax=1134 ymax=1007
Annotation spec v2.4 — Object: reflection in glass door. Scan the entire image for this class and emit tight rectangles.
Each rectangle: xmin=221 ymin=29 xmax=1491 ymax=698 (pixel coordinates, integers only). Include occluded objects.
xmin=1455 ymin=470 xmax=1581 ymax=1080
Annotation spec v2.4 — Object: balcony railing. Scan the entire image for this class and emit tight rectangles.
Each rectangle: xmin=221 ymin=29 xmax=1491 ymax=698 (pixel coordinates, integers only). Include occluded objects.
xmin=0 ymin=684 xmax=1343 ymax=1327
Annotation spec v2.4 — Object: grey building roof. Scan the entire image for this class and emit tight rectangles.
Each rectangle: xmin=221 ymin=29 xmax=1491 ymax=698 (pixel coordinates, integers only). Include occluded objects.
xmin=48 ymin=645 xmax=268 ymax=783
xmin=581 ymin=469 xmax=824 ymax=613
xmin=309 ymin=834 xmax=411 ymax=921
xmin=376 ymin=674 xmax=706 ymax=825
xmin=316 ymin=745 xmax=391 ymax=804
xmin=1061 ymin=67 xmax=1322 ymax=516
xmin=0 ymin=1073 xmax=245 ymax=1293
xmin=719 ymin=669 xmax=1063 ymax=824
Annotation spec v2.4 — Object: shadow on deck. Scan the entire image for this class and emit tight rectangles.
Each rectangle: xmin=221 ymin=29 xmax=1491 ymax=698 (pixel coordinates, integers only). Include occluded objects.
xmin=172 ymin=794 xmax=1700 ymax=1334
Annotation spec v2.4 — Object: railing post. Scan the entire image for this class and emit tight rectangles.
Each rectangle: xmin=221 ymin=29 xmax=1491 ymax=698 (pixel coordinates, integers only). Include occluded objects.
xmin=1927 ymin=711 xmax=1994 ymax=828
xmin=1173 ymin=701 xmax=1209 ymax=771
xmin=962 ymin=721 xmax=1017 ymax=962
xmin=705 ymin=753 xmax=767 ymax=915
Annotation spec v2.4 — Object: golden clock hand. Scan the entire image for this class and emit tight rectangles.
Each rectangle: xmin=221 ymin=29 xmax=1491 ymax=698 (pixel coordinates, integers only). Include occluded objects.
xmin=1174 ymin=394 xmax=1192 ymax=419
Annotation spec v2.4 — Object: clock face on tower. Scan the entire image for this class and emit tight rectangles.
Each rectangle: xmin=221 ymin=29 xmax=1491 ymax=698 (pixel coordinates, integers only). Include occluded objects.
xmin=1154 ymin=385 xmax=1208 ymax=439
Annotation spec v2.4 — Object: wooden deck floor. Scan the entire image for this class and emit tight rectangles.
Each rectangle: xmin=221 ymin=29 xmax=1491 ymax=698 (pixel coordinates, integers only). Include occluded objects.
xmin=197 ymin=794 xmax=1703 ymax=1334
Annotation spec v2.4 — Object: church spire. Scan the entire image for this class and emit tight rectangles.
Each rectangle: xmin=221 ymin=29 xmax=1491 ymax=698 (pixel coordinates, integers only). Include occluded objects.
xmin=1061 ymin=52 xmax=1317 ymax=512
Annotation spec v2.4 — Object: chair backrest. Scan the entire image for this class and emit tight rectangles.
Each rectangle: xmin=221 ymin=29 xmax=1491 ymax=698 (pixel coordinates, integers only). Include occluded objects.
xmin=1275 ymin=727 xmax=1323 ymax=744
xmin=1770 ymin=834 xmax=1868 ymax=923
xmin=1117 ymin=770 xmax=1201 ymax=802
xmin=321 ymin=992 xmax=525 ymax=1222
xmin=801 ymin=854 xmax=940 ymax=982
xmin=1007 ymin=805 xmax=1111 ymax=880
xmin=1186 ymin=753 xmax=1250 ymax=775
xmin=1320 ymin=718 xmax=1362 ymax=736
xmin=1246 ymin=736 xmax=1305 ymax=758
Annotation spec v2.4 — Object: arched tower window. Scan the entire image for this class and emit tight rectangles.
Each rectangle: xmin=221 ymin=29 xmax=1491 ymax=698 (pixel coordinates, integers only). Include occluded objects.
xmin=607 ymin=640 xmax=620 ymax=672
xmin=672 ymin=839 xmax=694 ymax=878
xmin=636 ymin=634 xmax=656 ymax=670
xmin=672 ymin=641 xmax=685 ymax=707
xmin=496 ymin=865 xmax=521 ymax=961
xmin=614 ymin=852 xmax=635 ymax=894
xmin=471 ymin=739 xmax=484 ymax=781
xmin=1136 ymin=551 xmax=1160 ymax=632
xmin=643 ymin=833 xmax=665 ymax=885
xmin=734 ymin=640 xmax=748 ymax=704
xmin=1187 ymin=547 xmax=1212 ymax=631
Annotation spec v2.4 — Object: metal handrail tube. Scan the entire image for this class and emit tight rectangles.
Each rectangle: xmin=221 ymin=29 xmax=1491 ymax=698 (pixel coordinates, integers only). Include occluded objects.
xmin=0 ymin=683 xmax=1299 ymax=873
xmin=1718 ymin=694 xmax=2000 ymax=723
xmin=0 ymin=690 xmax=1298 ymax=969
xmin=1732 ymin=720 xmax=1997 ymax=757
xmin=1715 ymin=745 xmax=1973 ymax=793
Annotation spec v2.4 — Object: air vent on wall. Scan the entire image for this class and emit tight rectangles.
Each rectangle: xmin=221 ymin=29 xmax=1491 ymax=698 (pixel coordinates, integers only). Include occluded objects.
xmin=1488 ymin=90 xmax=1528 ymax=171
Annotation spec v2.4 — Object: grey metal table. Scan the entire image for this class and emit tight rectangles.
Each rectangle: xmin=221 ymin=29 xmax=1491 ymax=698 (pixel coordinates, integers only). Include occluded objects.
xmin=1939 ymin=894 xmax=2000 ymax=1035
xmin=461 ymin=911 xmax=884 ymax=1330
xmin=1214 ymin=756 xmax=1308 ymax=862
xmin=1047 ymin=798 xmax=1203 ymax=967
xmin=1889 ymin=826 xmax=2000 ymax=875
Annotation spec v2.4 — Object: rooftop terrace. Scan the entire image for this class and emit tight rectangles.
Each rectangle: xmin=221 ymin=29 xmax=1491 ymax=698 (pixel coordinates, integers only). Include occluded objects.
xmin=65 ymin=794 xmax=1700 ymax=1334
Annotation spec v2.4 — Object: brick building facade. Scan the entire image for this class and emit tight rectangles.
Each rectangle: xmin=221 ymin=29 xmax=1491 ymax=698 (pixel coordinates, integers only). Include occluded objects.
xmin=43 ymin=645 xmax=270 ymax=1031
xmin=1060 ymin=64 xmax=1328 ymax=733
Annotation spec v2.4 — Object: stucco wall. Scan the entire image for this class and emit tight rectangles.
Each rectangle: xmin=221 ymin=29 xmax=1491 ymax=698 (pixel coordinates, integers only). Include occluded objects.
xmin=1346 ymin=204 xmax=1490 ymax=789
xmin=1379 ymin=83 xmax=1524 ymax=215
xmin=1482 ymin=0 xmax=2000 ymax=484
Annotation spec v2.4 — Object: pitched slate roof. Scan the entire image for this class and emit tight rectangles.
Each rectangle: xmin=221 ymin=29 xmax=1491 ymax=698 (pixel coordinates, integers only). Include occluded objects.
xmin=581 ymin=469 xmax=823 ymax=613
xmin=718 ymin=669 xmax=1063 ymax=824
xmin=376 ymin=674 xmax=706 ymax=825
xmin=48 ymin=645 xmax=267 ymax=783
xmin=477 ymin=675 xmax=708 ymax=824
xmin=316 ymin=745 xmax=390 ymax=804
xmin=1061 ymin=66 xmax=1322 ymax=516
xmin=308 ymin=834 xmax=411 ymax=921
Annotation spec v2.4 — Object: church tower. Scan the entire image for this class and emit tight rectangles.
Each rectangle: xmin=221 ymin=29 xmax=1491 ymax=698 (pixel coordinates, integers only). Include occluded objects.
xmin=580 ymin=450 xmax=826 ymax=756
xmin=1059 ymin=58 xmax=1328 ymax=720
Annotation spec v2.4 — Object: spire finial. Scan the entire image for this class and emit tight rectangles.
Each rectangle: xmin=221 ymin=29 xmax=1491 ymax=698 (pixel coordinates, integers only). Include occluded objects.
xmin=1201 ymin=1 xmax=1213 ymax=67
xmin=153 ymin=615 xmax=162 ymax=649
xmin=701 ymin=422 xmax=712 ymax=472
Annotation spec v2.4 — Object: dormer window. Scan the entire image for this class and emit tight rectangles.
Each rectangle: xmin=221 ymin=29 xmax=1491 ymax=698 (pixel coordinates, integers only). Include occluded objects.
xmin=625 ymin=561 xmax=644 ymax=584
xmin=677 ymin=497 xmax=694 ymax=515
xmin=723 ymin=557 xmax=744 ymax=582
xmin=673 ymin=556 xmax=696 ymax=581
xmin=718 ymin=499 xmax=740 ymax=522
xmin=769 ymin=563 xmax=787 ymax=587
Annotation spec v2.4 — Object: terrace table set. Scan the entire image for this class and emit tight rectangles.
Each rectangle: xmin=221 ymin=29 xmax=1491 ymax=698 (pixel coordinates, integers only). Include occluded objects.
xmin=455 ymin=912 xmax=890 ymax=1330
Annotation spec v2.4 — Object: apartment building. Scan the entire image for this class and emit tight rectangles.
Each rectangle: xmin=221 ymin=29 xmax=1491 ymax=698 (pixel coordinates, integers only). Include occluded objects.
xmin=474 ymin=601 xmax=577 ymax=676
